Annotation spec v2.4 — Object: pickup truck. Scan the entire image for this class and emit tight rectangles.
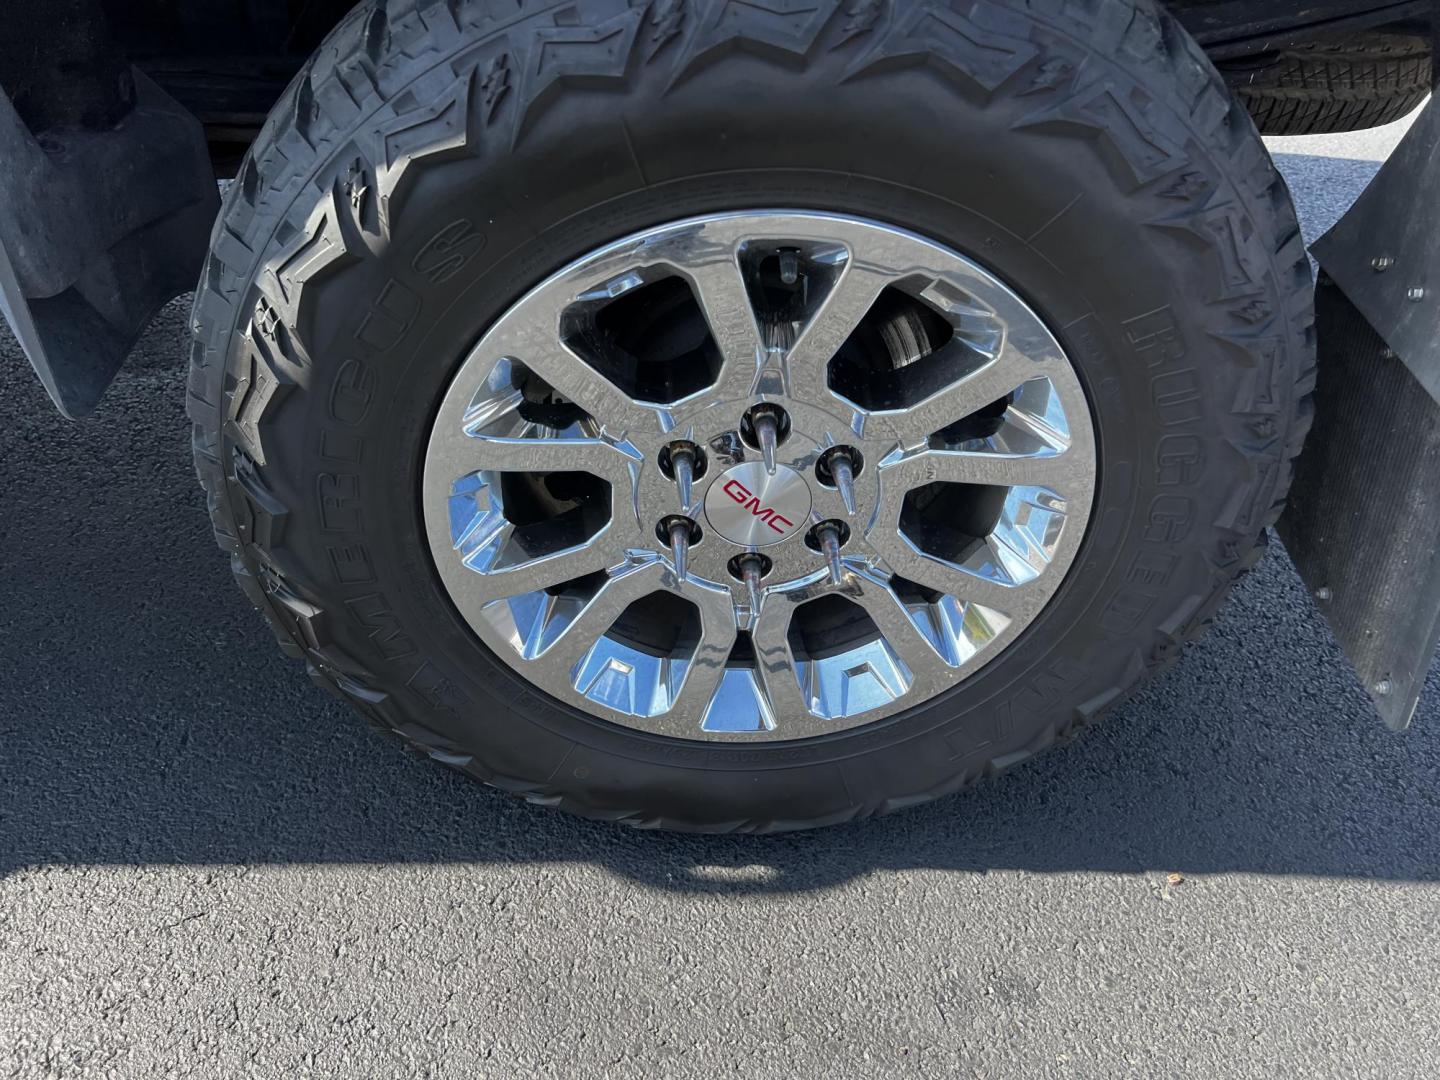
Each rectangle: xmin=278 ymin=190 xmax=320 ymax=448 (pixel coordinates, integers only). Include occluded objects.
xmin=3 ymin=0 xmax=1436 ymax=831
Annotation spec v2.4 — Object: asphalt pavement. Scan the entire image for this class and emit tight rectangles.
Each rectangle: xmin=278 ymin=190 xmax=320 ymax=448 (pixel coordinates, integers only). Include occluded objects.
xmin=2 ymin=118 xmax=1437 ymax=1078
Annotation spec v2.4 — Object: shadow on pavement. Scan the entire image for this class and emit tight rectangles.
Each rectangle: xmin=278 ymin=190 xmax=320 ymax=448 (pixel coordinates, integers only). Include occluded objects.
xmin=3 ymin=155 xmax=1437 ymax=892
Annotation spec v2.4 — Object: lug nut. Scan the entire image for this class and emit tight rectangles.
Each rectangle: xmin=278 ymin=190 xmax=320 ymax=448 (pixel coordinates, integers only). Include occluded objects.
xmin=817 ymin=446 xmax=862 ymax=516
xmin=807 ymin=520 xmax=850 ymax=585
xmin=657 ymin=516 xmax=700 ymax=582
xmin=662 ymin=442 xmax=705 ymax=510
xmin=671 ymin=521 xmax=690 ymax=581
xmin=742 ymin=404 xmax=789 ymax=475
xmin=754 ymin=410 xmax=780 ymax=474
xmin=729 ymin=553 xmax=771 ymax=627
xmin=673 ymin=447 xmax=696 ymax=507
xmin=742 ymin=560 xmax=763 ymax=615
xmin=831 ymin=454 xmax=856 ymax=515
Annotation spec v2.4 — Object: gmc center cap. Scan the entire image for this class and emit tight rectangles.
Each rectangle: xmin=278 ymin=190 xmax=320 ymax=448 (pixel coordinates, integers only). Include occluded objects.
xmin=703 ymin=460 xmax=812 ymax=548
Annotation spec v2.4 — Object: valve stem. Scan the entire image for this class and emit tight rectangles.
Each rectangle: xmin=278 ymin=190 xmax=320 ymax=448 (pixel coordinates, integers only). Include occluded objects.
xmin=817 ymin=523 xmax=844 ymax=585
xmin=778 ymin=249 xmax=799 ymax=286
xmin=830 ymin=450 xmax=857 ymax=516
xmin=753 ymin=409 xmax=780 ymax=475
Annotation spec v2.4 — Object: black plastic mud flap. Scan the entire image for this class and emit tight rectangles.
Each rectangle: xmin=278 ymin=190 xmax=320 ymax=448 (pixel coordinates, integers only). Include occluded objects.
xmin=0 ymin=70 xmax=217 ymax=417
xmin=1277 ymin=100 xmax=1440 ymax=730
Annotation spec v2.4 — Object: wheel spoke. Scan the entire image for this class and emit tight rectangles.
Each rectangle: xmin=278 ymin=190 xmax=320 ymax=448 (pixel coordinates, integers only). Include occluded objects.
xmin=449 ymin=534 xmax=619 ymax=608
xmin=882 ymin=340 xmax=1061 ymax=446
xmin=748 ymin=588 xmax=814 ymax=724
xmin=681 ymin=257 xmax=767 ymax=395
xmin=846 ymin=568 xmax=955 ymax=682
xmin=867 ymin=538 xmax=1051 ymax=623
xmin=784 ymin=261 xmax=895 ymax=405
xmin=461 ymin=433 xmax=643 ymax=488
xmin=878 ymin=443 xmax=1084 ymax=492
xmin=665 ymin=586 xmax=740 ymax=724
xmin=542 ymin=558 xmax=671 ymax=670
xmin=511 ymin=340 xmax=664 ymax=435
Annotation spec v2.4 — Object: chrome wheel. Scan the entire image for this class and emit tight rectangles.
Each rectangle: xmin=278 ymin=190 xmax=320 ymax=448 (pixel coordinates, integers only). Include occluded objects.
xmin=423 ymin=211 xmax=1096 ymax=741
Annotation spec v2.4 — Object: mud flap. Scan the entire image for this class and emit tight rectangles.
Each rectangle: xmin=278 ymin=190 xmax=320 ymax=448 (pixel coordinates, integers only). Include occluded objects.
xmin=1276 ymin=100 xmax=1440 ymax=730
xmin=0 ymin=70 xmax=217 ymax=417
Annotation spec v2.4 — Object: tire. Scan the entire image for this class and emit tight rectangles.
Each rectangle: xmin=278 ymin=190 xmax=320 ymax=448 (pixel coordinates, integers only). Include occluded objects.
xmin=189 ymin=0 xmax=1314 ymax=832
xmin=1223 ymin=31 xmax=1432 ymax=136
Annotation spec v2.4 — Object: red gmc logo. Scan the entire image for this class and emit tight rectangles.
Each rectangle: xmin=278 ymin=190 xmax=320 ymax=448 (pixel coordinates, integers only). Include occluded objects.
xmin=722 ymin=479 xmax=796 ymax=535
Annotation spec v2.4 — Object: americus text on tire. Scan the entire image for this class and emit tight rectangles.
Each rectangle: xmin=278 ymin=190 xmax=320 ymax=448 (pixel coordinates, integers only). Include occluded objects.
xmin=188 ymin=0 xmax=1315 ymax=832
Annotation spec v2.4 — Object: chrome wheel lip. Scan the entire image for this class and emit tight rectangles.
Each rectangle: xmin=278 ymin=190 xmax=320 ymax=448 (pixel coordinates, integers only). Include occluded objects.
xmin=422 ymin=210 xmax=1097 ymax=742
